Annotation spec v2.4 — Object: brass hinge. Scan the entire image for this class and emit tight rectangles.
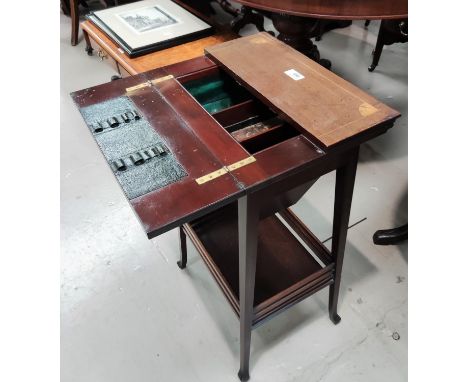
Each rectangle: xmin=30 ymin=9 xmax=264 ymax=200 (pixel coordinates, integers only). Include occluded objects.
xmin=226 ymin=155 xmax=256 ymax=171
xmin=195 ymin=156 xmax=256 ymax=185
xmin=195 ymin=167 xmax=228 ymax=185
xmin=125 ymin=74 xmax=174 ymax=94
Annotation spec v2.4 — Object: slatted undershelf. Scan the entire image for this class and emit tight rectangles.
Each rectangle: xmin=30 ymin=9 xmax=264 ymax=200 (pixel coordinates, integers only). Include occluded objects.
xmin=183 ymin=203 xmax=335 ymax=327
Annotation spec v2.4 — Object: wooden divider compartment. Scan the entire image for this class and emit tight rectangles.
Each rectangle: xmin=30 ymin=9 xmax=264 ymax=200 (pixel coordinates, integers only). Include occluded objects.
xmin=184 ymin=203 xmax=335 ymax=326
xmin=179 ymin=67 xmax=252 ymax=115
xmin=179 ymin=66 xmax=300 ymax=154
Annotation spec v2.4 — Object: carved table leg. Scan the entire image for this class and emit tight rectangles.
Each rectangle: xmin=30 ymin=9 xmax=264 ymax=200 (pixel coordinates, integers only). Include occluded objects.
xmin=177 ymin=226 xmax=188 ymax=269
xmin=368 ymin=21 xmax=385 ymax=72
xmin=315 ymin=20 xmax=327 ymax=42
xmin=329 ymin=148 xmax=359 ymax=324
xmin=231 ymin=6 xmax=268 ymax=34
xmin=61 ymin=0 xmax=70 ymax=16
xmin=70 ymin=0 xmax=79 ymax=46
xmin=216 ymin=0 xmax=240 ymax=17
xmin=315 ymin=20 xmax=352 ymax=41
xmin=83 ymin=29 xmax=93 ymax=56
xmin=369 ymin=19 xmax=408 ymax=72
xmin=237 ymin=194 xmax=259 ymax=381
xmin=270 ymin=13 xmax=331 ymax=69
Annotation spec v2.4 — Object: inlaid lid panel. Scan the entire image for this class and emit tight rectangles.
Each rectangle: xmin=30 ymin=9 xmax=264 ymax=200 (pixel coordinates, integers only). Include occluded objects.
xmin=205 ymin=32 xmax=400 ymax=147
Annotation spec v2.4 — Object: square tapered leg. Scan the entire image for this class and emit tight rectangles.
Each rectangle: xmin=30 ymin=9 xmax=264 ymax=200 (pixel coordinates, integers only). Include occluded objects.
xmin=237 ymin=195 xmax=259 ymax=381
xmin=329 ymin=148 xmax=359 ymax=324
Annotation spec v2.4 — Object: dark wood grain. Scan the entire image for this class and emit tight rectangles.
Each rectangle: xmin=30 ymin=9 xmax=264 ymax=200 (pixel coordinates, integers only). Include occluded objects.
xmin=279 ymin=208 xmax=332 ymax=265
xmin=328 ymin=147 xmax=359 ymax=324
xmin=185 ymin=201 xmax=334 ymax=326
xmin=237 ymin=194 xmax=259 ymax=382
xmin=128 ymin=80 xmax=245 ymax=238
xmin=191 ymin=202 xmax=323 ymax=306
xmin=368 ymin=19 xmax=408 ymax=72
xmin=234 ymin=0 xmax=407 ymax=20
xmin=71 ymin=46 xmax=401 ymax=381
xmin=72 ymin=70 xmax=243 ymax=239
xmin=177 ymin=226 xmax=188 ymax=269
xmin=70 ymin=0 xmax=79 ymax=46
xmin=231 ymin=0 xmax=407 ymax=69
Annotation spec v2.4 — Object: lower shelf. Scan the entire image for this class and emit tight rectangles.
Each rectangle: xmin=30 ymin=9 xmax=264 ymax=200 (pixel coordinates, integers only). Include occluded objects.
xmin=185 ymin=203 xmax=335 ymax=326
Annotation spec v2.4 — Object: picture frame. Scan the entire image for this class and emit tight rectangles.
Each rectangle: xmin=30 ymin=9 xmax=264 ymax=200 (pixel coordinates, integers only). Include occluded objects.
xmin=87 ymin=0 xmax=214 ymax=58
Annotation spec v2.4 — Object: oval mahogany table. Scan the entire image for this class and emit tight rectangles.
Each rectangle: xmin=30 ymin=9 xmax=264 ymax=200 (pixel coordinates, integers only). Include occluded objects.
xmin=232 ymin=0 xmax=408 ymax=67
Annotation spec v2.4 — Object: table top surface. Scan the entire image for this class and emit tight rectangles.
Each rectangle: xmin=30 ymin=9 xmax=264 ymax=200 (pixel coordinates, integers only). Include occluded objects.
xmin=71 ymin=60 xmax=325 ymax=237
xmin=235 ymin=0 xmax=407 ymax=19
xmin=71 ymin=34 xmax=399 ymax=237
xmin=81 ymin=20 xmax=236 ymax=75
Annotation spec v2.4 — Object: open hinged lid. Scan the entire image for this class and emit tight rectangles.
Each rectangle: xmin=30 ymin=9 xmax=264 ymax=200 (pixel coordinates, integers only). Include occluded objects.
xmin=71 ymin=66 xmax=323 ymax=238
xmin=71 ymin=70 xmax=248 ymax=238
xmin=205 ymin=32 xmax=400 ymax=148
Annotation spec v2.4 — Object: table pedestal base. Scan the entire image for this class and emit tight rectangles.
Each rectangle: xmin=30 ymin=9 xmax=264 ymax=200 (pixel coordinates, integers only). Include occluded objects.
xmin=270 ymin=13 xmax=331 ymax=69
xmin=231 ymin=6 xmax=270 ymax=35
xmin=231 ymin=7 xmax=332 ymax=69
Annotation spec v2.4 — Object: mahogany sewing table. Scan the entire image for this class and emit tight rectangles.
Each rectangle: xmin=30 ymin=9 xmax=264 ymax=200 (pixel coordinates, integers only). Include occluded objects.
xmin=71 ymin=33 xmax=399 ymax=381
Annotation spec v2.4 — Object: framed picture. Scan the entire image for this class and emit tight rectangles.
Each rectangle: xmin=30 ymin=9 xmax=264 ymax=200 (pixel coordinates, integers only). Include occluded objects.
xmin=87 ymin=0 xmax=213 ymax=58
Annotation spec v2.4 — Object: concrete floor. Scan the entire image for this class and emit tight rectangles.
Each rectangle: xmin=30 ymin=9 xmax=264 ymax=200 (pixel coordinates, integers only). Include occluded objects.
xmin=61 ymin=6 xmax=407 ymax=382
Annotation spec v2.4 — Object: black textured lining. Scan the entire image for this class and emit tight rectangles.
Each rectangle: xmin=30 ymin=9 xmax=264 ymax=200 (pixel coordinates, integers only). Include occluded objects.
xmin=79 ymin=96 xmax=187 ymax=199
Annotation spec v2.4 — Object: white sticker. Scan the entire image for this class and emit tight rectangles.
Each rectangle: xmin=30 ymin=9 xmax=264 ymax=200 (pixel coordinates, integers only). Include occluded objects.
xmin=284 ymin=69 xmax=305 ymax=81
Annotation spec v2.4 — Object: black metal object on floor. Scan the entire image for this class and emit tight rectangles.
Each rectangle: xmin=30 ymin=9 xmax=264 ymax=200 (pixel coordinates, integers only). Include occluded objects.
xmin=373 ymin=224 xmax=408 ymax=245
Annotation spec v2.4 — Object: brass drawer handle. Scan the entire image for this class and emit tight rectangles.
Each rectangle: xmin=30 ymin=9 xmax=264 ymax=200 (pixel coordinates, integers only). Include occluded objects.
xmin=97 ymin=49 xmax=108 ymax=61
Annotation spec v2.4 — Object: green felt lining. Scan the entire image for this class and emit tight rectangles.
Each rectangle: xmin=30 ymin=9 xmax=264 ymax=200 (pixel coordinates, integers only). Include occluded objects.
xmin=183 ymin=73 xmax=251 ymax=114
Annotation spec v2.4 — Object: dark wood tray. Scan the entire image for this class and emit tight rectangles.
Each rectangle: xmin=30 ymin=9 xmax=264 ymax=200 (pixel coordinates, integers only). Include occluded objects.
xmin=184 ymin=203 xmax=335 ymax=326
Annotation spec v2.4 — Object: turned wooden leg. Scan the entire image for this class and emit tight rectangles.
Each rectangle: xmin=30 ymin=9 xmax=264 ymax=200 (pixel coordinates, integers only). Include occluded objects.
xmin=368 ymin=21 xmax=385 ymax=72
xmin=61 ymin=0 xmax=70 ymax=15
xmin=70 ymin=0 xmax=79 ymax=46
xmin=315 ymin=20 xmax=352 ymax=41
xmin=270 ymin=13 xmax=331 ymax=69
xmin=177 ymin=226 xmax=188 ymax=269
xmin=231 ymin=6 xmax=267 ymax=34
xmin=369 ymin=19 xmax=407 ymax=72
xmin=329 ymin=148 xmax=359 ymax=324
xmin=216 ymin=0 xmax=239 ymax=17
xmin=237 ymin=195 xmax=259 ymax=382
xmin=83 ymin=29 xmax=93 ymax=55
xmin=314 ymin=20 xmax=326 ymax=41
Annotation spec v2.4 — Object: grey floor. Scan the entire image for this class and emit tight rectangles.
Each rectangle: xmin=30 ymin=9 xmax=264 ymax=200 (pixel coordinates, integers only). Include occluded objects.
xmin=61 ymin=6 xmax=407 ymax=382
